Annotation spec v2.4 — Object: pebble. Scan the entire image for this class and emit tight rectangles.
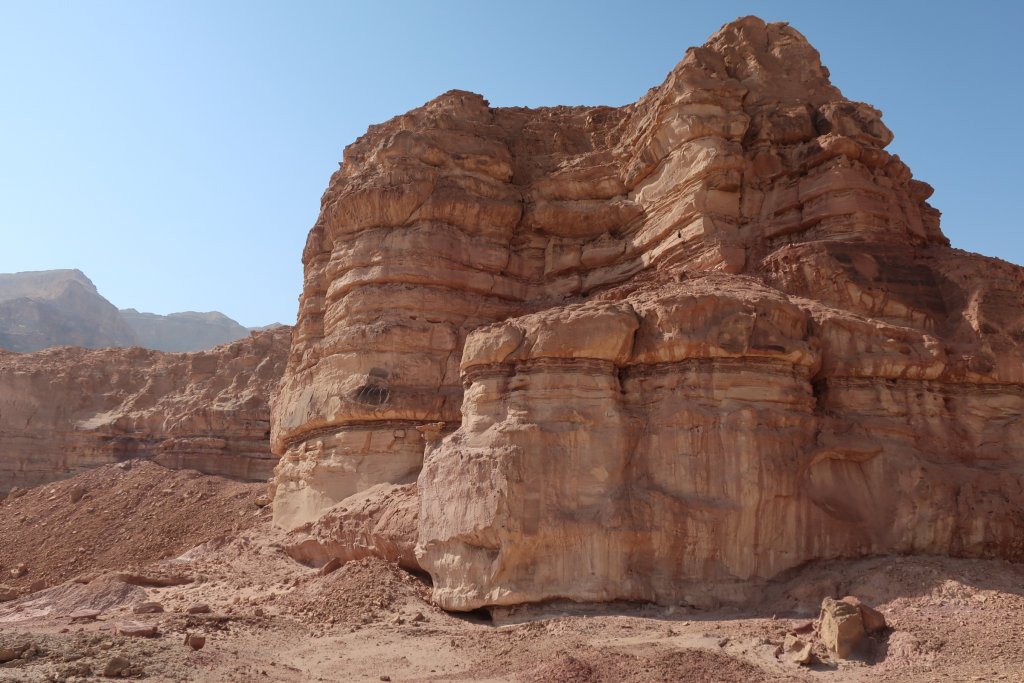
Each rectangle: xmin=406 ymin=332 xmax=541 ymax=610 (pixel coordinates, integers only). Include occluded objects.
xmin=103 ymin=655 xmax=131 ymax=677
xmin=115 ymin=621 xmax=158 ymax=637
xmin=133 ymin=601 xmax=165 ymax=614
xmin=185 ymin=634 xmax=207 ymax=650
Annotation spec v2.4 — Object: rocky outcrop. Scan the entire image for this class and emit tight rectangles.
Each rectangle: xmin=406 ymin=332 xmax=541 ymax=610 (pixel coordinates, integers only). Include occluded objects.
xmin=0 ymin=327 xmax=290 ymax=492
xmin=271 ymin=16 xmax=1024 ymax=610
xmin=0 ymin=270 xmax=138 ymax=352
xmin=120 ymin=309 xmax=252 ymax=352
xmin=283 ymin=483 xmax=419 ymax=571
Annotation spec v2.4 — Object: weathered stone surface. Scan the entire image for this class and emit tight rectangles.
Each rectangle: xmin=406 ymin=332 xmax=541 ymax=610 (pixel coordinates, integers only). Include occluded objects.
xmin=115 ymin=621 xmax=158 ymax=637
xmin=132 ymin=601 xmax=164 ymax=614
xmin=284 ymin=483 xmax=419 ymax=571
xmin=185 ymin=634 xmax=206 ymax=650
xmin=103 ymin=654 xmax=132 ymax=676
xmin=270 ymin=15 xmax=1024 ymax=610
xmin=819 ymin=597 xmax=865 ymax=659
xmin=0 ymin=327 xmax=290 ymax=492
xmin=782 ymin=633 xmax=813 ymax=664
xmin=841 ymin=595 xmax=886 ymax=633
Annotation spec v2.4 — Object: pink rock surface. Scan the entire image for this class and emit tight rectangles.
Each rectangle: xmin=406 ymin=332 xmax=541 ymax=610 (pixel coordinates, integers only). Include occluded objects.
xmin=0 ymin=327 xmax=290 ymax=491
xmin=270 ymin=16 xmax=1024 ymax=610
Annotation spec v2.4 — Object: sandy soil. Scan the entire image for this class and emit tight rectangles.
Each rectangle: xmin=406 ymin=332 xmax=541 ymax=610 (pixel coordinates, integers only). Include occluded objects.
xmin=2 ymin=463 xmax=1023 ymax=682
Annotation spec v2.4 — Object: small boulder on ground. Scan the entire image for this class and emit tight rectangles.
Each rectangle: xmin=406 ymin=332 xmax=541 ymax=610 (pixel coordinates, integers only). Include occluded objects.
xmin=783 ymin=633 xmax=813 ymax=664
xmin=841 ymin=595 xmax=887 ymax=633
xmin=116 ymin=621 xmax=158 ymax=637
xmin=184 ymin=634 xmax=206 ymax=650
xmin=133 ymin=601 xmax=165 ymax=614
xmin=819 ymin=596 xmax=866 ymax=658
xmin=103 ymin=655 xmax=132 ymax=677
xmin=69 ymin=484 xmax=87 ymax=503
xmin=69 ymin=608 xmax=102 ymax=621
xmin=0 ymin=583 xmax=21 ymax=602
xmin=186 ymin=603 xmax=211 ymax=614
xmin=0 ymin=646 xmax=23 ymax=663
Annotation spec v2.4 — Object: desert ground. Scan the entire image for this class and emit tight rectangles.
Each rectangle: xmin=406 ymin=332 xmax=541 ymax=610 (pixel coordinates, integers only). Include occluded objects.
xmin=1 ymin=462 xmax=1022 ymax=682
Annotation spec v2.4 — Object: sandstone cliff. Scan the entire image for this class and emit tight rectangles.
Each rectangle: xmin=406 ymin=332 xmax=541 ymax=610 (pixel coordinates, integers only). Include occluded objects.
xmin=0 ymin=326 xmax=290 ymax=493
xmin=271 ymin=16 xmax=1024 ymax=610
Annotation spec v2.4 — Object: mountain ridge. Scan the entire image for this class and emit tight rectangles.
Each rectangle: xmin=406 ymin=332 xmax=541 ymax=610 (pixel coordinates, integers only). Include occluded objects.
xmin=0 ymin=268 xmax=278 ymax=352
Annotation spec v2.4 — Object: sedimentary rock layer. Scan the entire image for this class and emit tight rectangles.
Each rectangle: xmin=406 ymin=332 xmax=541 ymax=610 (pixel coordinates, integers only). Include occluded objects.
xmin=272 ymin=16 xmax=1024 ymax=610
xmin=0 ymin=327 xmax=290 ymax=492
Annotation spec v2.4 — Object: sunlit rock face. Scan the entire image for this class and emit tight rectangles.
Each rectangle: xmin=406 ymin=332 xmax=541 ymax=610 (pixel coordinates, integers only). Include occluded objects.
xmin=0 ymin=327 xmax=290 ymax=492
xmin=271 ymin=16 xmax=1024 ymax=610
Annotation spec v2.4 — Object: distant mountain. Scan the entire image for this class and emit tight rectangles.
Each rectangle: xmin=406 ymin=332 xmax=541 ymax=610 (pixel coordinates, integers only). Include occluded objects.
xmin=120 ymin=309 xmax=252 ymax=352
xmin=0 ymin=269 xmax=268 ymax=353
xmin=0 ymin=270 xmax=138 ymax=352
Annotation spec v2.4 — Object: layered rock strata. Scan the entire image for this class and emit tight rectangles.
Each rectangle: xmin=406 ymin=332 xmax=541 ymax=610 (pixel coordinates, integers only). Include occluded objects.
xmin=272 ymin=16 xmax=1024 ymax=610
xmin=0 ymin=327 xmax=290 ymax=492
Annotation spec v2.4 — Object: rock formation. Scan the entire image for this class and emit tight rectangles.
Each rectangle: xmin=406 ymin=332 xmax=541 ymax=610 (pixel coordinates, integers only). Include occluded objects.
xmin=271 ymin=16 xmax=1024 ymax=610
xmin=0 ymin=327 xmax=290 ymax=493
xmin=0 ymin=270 xmax=138 ymax=352
xmin=120 ymin=309 xmax=254 ymax=352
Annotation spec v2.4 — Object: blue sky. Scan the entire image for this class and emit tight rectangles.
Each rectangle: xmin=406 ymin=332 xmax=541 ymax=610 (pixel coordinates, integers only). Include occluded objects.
xmin=1 ymin=1 xmax=1021 ymax=327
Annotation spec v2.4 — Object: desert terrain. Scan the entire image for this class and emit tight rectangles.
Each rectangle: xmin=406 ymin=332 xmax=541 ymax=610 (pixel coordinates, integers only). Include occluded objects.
xmin=2 ymin=463 xmax=1023 ymax=682
xmin=3 ymin=14 xmax=1024 ymax=682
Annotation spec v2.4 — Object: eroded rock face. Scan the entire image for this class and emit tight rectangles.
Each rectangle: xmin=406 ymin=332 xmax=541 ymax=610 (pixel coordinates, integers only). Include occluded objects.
xmin=284 ymin=483 xmax=419 ymax=571
xmin=0 ymin=327 xmax=290 ymax=492
xmin=272 ymin=16 xmax=1024 ymax=609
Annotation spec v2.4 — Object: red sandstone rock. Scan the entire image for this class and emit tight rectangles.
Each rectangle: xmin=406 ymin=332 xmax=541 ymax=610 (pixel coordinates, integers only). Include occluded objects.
xmin=184 ymin=634 xmax=206 ymax=650
xmin=819 ymin=597 xmax=865 ymax=659
xmin=842 ymin=595 xmax=887 ymax=633
xmin=132 ymin=601 xmax=164 ymax=614
xmin=0 ymin=327 xmax=290 ymax=492
xmin=266 ymin=15 xmax=1024 ymax=611
xmin=284 ymin=483 xmax=420 ymax=571
xmin=115 ymin=621 xmax=158 ymax=637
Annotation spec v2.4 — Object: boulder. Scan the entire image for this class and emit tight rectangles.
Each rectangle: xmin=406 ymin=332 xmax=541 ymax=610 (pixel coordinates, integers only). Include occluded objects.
xmin=841 ymin=595 xmax=887 ymax=633
xmin=819 ymin=597 xmax=866 ymax=658
xmin=102 ymin=655 xmax=132 ymax=677
xmin=132 ymin=601 xmax=164 ymax=614
xmin=115 ymin=621 xmax=158 ymax=637
xmin=782 ymin=633 xmax=813 ymax=664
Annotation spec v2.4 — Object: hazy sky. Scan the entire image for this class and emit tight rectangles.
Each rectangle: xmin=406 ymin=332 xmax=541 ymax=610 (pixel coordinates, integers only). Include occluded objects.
xmin=2 ymin=1 xmax=1021 ymax=327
